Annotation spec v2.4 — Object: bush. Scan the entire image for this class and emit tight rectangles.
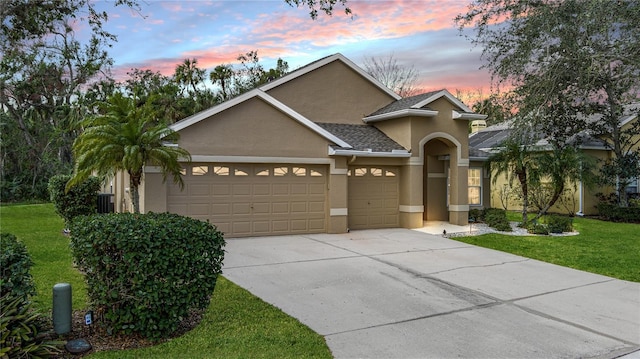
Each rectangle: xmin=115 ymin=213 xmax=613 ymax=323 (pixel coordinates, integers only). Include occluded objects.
xmin=483 ymin=208 xmax=512 ymax=232
xmin=596 ymin=203 xmax=640 ymax=223
xmin=48 ymin=174 xmax=101 ymax=227
xmin=0 ymin=294 xmax=63 ymax=358
xmin=468 ymin=208 xmax=484 ymax=222
xmin=0 ymin=233 xmax=36 ymax=299
xmin=69 ymin=212 xmax=226 ymax=340
xmin=546 ymin=215 xmax=573 ymax=234
xmin=527 ymin=222 xmax=549 ymax=235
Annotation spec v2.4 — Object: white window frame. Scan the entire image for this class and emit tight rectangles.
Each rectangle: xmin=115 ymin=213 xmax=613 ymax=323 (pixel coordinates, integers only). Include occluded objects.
xmin=468 ymin=167 xmax=483 ymax=206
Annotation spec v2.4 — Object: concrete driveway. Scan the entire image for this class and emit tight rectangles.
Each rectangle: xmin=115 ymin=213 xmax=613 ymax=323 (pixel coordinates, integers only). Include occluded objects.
xmin=223 ymin=228 xmax=640 ymax=359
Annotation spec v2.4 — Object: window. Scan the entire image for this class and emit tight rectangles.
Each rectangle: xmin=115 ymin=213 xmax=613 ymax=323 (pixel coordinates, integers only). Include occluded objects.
xmin=213 ymin=166 xmax=230 ymax=176
xmin=468 ymin=168 xmax=482 ymax=205
xmin=292 ymin=167 xmax=306 ymax=176
xmin=191 ymin=166 xmax=208 ymax=176
xmin=273 ymin=167 xmax=288 ymax=176
xmin=626 ymin=177 xmax=638 ymax=195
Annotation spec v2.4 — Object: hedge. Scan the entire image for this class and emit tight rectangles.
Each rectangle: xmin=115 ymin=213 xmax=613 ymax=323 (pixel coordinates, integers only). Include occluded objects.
xmin=70 ymin=212 xmax=225 ymax=340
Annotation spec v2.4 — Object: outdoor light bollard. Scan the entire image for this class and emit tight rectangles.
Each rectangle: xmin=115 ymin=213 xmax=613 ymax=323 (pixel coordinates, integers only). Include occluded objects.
xmin=53 ymin=283 xmax=72 ymax=335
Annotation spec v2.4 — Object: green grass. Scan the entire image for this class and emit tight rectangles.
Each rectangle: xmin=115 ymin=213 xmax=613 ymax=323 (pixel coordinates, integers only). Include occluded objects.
xmin=89 ymin=276 xmax=332 ymax=359
xmin=0 ymin=203 xmax=333 ymax=358
xmin=0 ymin=203 xmax=87 ymax=310
xmin=455 ymin=214 xmax=640 ymax=282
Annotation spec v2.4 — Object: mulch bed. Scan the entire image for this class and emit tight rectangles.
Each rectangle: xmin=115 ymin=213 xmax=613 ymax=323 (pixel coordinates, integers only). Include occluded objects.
xmin=49 ymin=309 xmax=204 ymax=358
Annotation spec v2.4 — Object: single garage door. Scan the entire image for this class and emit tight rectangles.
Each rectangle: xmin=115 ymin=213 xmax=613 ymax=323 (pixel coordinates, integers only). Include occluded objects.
xmin=348 ymin=166 xmax=399 ymax=230
xmin=167 ymin=163 xmax=327 ymax=237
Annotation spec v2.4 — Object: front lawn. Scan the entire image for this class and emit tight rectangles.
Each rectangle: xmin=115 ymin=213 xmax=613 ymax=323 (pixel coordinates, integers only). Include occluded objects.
xmin=455 ymin=214 xmax=640 ymax=282
xmin=0 ymin=204 xmax=332 ymax=358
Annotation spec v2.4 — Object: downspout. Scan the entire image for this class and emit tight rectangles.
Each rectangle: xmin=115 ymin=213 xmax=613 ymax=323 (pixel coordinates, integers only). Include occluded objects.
xmin=348 ymin=155 xmax=357 ymax=164
xmin=576 ymin=179 xmax=584 ymax=216
xmin=576 ymin=160 xmax=584 ymax=216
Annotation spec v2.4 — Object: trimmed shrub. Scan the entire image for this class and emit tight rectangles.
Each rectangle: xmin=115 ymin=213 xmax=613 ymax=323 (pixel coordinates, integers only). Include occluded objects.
xmin=596 ymin=203 xmax=640 ymax=223
xmin=468 ymin=208 xmax=484 ymax=222
xmin=483 ymin=208 xmax=512 ymax=232
xmin=0 ymin=293 xmax=63 ymax=358
xmin=48 ymin=174 xmax=101 ymax=227
xmin=0 ymin=233 xmax=36 ymax=299
xmin=527 ymin=222 xmax=549 ymax=235
xmin=69 ymin=212 xmax=226 ymax=340
xmin=546 ymin=215 xmax=573 ymax=234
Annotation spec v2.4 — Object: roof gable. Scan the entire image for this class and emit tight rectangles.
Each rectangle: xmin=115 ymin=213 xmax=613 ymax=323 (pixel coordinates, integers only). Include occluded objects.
xmin=363 ymin=89 xmax=485 ymax=123
xmin=170 ymin=89 xmax=352 ymax=148
xmin=260 ymin=53 xmax=401 ymax=101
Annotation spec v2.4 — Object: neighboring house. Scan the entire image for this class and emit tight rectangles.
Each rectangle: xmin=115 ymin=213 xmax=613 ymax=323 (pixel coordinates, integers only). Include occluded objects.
xmin=469 ymin=104 xmax=640 ymax=216
xmin=112 ymin=53 xmax=487 ymax=237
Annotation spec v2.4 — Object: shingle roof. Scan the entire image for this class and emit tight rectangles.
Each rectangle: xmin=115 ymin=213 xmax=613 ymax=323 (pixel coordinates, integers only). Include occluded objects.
xmin=367 ymin=90 xmax=443 ymax=116
xmin=468 ymin=127 xmax=514 ymax=151
xmin=315 ymin=122 xmax=406 ymax=152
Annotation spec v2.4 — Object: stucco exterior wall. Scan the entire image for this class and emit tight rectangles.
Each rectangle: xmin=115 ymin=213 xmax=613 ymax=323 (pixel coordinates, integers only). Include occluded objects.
xmin=265 ymin=60 xmax=396 ymax=125
xmin=176 ymin=97 xmax=330 ymax=158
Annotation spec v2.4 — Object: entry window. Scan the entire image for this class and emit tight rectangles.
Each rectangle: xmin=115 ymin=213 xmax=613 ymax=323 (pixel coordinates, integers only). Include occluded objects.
xmin=468 ymin=168 xmax=482 ymax=205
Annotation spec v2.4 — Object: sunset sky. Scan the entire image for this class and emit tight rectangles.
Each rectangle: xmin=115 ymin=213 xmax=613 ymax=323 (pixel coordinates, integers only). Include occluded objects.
xmin=90 ymin=0 xmax=491 ymax=98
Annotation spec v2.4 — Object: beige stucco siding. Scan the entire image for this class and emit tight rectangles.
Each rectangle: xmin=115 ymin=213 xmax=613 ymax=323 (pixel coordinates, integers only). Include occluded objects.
xmin=177 ymin=97 xmax=330 ymax=158
xmin=265 ymin=60 xmax=396 ymax=124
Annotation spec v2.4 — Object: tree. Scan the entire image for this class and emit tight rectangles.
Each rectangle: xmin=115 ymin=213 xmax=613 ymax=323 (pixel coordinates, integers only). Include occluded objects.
xmin=0 ymin=0 xmax=138 ymax=201
xmin=528 ymin=146 xmax=592 ymax=220
xmin=284 ymin=0 xmax=351 ymax=19
xmin=456 ymin=0 xmax=640 ymax=206
xmin=67 ymin=93 xmax=190 ymax=213
xmin=210 ymin=64 xmax=235 ymax=101
xmin=363 ymin=54 xmax=419 ymax=97
xmin=487 ymin=137 xmax=536 ymax=225
xmin=174 ymin=58 xmax=206 ymax=97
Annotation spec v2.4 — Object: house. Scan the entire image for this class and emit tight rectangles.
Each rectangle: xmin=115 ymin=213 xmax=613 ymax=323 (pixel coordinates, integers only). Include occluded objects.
xmin=113 ymin=53 xmax=488 ymax=237
xmin=469 ymin=104 xmax=640 ymax=216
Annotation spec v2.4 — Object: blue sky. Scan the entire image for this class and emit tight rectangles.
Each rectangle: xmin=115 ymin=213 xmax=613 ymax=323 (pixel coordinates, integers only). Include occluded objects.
xmin=89 ymin=0 xmax=490 ymax=99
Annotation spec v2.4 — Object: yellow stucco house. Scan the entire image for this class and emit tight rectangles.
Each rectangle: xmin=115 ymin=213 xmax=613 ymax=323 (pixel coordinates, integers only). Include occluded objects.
xmin=469 ymin=105 xmax=640 ymax=216
xmin=111 ymin=53 xmax=488 ymax=237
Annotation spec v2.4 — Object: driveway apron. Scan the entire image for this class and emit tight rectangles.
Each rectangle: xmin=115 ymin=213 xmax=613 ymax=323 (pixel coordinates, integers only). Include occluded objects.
xmin=222 ymin=228 xmax=640 ymax=359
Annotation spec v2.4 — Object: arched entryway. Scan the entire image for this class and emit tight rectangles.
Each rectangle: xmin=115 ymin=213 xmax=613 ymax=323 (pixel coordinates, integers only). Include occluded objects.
xmin=420 ymin=133 xmax=469 ymax=226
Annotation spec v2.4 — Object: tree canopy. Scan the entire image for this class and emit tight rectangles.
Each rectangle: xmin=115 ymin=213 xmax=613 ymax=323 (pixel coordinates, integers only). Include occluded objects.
xmin=457 ymin=0 xmax=640 ymax=205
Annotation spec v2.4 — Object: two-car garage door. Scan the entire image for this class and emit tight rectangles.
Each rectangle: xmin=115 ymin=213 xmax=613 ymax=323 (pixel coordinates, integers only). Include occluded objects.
xmin=167 ymin=163 xmax=327 ymax=237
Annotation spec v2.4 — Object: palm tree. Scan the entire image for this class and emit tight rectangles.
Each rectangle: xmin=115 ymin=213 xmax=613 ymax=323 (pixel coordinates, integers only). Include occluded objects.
xmin=67 ymin=93 xmax=190 ymax=213
xmin=529 ymin=145 xmax=593 ymax=220
xmin=210 ymin=64 xmax=235 ymax=101
xmin=487 ymin=138 xmax=536 ymax=225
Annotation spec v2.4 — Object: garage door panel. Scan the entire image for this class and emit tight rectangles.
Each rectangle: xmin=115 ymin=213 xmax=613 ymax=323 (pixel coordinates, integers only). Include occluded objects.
xmin=309 ymin=201 xmax=325 ymax=212
xmin=212 ymin=203 xmax=230 ymax=215
xmin=253 ymin=184 xmax=271 ymax=195
xmin=272 ymin=221 xmax=289 ymax=232
xmin=167 ymin=163 xmax=327 ymax=237
xmin=291 ymin=220 xmax=308 ymax=231
xmin=272 ymin=202 xmax=289 ymax=214
xmin=291 ymin=202 xmax=307 ymax=213
xmin=290 ymin=183 xmax=308 ymax=195
xmin=233 ymin=203 xmax=251 ymax=215
xmin=252 ymin=202 xmax=270 ymax=214
xmin=233 ymin=184 xmax=251 ymax=195
xmin=189 ymin=184 xmax=210 ymax=196
xmin=272 ymin=184 xmax=290 ymax=195
xmin=189 ymin=203 xmax=210 ymax=216
xmin=212 ymin=184 xmax=230 ymax=195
